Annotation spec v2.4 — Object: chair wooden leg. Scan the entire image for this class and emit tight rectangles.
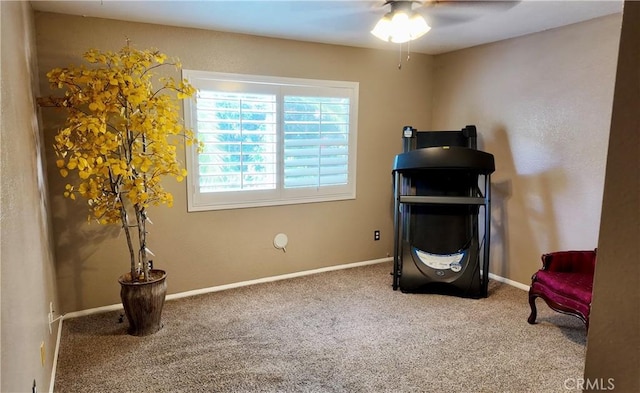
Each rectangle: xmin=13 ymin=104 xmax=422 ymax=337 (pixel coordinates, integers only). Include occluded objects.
xmin=527 ymin=293 xmax=538 ymax=325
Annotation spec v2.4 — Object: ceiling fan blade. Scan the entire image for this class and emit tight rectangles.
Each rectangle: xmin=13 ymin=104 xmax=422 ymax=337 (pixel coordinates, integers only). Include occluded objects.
xmin=419 ymin=0 xmax=519 ymax=28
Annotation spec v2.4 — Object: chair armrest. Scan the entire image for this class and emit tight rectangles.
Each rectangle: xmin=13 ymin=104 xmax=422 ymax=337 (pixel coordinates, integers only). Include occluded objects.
xmin=541 ymin=249 xmax=597 ymax=274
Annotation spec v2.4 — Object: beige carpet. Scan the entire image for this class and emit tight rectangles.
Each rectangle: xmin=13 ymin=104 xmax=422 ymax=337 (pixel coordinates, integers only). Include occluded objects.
xmin=54 ymin=262 xmax=586 ymax=392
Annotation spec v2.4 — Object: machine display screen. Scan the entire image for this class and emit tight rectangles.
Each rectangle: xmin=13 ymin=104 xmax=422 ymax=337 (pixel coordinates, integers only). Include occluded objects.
xmin=414 ymin=248 xmax=464 ymax=272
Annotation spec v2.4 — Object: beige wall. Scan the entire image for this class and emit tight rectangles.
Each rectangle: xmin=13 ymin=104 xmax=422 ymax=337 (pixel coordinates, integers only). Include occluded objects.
xmin=9 ymin=4 xmax=637 ymax=390
xmin=584 ymin=1 xmax=640 ymax=391
xmin=34 ymin=12 xmax=434 ymax=313
xmin=1 ymin=2 xmax=59 ymax=392
xmin=430 ymin=15 xmax=621 ymax=285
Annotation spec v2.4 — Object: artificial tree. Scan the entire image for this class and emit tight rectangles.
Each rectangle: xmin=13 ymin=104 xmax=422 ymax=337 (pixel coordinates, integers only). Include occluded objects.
xmin=39 ymin=42 xmax=198 ymax=334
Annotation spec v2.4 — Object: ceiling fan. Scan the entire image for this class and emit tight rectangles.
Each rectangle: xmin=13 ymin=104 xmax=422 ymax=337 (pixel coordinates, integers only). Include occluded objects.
xmin=369 ymin=1 xmax=518 ymax=68
xmin=370 ymin=0 xmax=519 ymax=43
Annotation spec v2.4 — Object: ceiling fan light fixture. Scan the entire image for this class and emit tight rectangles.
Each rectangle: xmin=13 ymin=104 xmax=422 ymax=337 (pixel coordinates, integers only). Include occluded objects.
xmin=370 ymin=1 xmax=431 ymax=44
xmin=408 ymin=13 xmax=430 ymax=40
xmin=371 ymin=13 xmax=393 ymax=41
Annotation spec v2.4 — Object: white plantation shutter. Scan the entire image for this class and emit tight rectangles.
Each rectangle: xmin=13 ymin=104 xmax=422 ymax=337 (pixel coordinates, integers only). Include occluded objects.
xmin=196 ymin=91 xmax=277 ymax=193
xmin=183 ymin=71 xmax=358 ymax=211
xmin=283 ymin=96 xmax=350 ymax=189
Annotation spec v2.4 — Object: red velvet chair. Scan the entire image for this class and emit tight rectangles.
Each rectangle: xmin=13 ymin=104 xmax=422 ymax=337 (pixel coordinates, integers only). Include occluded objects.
xmin=527 ymin=249 xmax=597 ymax=329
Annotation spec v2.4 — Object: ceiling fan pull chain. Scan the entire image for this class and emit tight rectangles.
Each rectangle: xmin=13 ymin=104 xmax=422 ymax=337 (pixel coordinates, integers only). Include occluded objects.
xmin=397 ymin=41 xmax=412 ymax=70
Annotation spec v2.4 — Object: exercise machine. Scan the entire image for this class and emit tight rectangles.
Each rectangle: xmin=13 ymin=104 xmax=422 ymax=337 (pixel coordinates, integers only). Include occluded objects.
xmin=392 ymin=125 xmax=495 ymax=298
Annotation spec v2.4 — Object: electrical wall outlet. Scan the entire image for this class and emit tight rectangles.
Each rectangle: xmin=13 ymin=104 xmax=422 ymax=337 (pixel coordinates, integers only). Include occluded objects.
xmin=374 ymin=230 xmax=380 ymax=241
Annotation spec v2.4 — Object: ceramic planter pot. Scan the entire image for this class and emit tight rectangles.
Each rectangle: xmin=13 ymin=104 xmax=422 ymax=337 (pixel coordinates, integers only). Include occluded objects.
xmin=118 ymin=269 xmax=167 ymax=336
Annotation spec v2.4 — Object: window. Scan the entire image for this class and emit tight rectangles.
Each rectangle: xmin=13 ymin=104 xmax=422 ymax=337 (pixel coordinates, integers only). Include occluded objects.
xmin=183 ymin=71 xmax=358 ymax=211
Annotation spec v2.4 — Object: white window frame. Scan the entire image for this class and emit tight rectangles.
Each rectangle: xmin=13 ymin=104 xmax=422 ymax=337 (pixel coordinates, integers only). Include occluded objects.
xmin=183 ymin=70 xmax=358 ymax=211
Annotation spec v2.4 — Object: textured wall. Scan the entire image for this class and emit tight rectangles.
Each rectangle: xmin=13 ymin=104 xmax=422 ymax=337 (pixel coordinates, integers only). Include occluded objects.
xmin=0 ymin=2 xmax=59 ymax=392
xmin=584 ymin=2 xmax=640 ymax=391
xmin=35 ymin=12 xmax=434 ymax=312
xmin=430 ymin=15 xmax=621 ymax=285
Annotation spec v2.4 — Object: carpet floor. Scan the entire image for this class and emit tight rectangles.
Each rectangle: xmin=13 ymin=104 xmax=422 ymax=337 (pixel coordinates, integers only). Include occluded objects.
xmin=54 ymin=262 xmax=587 ymax=392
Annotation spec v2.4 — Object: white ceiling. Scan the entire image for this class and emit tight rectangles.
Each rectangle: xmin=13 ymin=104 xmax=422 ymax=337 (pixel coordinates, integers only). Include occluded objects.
xmin=30 ymin=0 xmax=623 ymax=55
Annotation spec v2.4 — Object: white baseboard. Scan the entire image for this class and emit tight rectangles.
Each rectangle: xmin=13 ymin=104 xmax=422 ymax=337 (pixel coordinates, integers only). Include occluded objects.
xmin=62 ymin=257 xmax=393 ymax=320
xmin=488 ymin=272 xmax=530 ymax=291
xmin=60 ymin=259 xmax=530 ymax=320
xmin=48 ymin=317 xmax=64 ymax=393
xmin=167 ymin=257 xmax=393 ymax=301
